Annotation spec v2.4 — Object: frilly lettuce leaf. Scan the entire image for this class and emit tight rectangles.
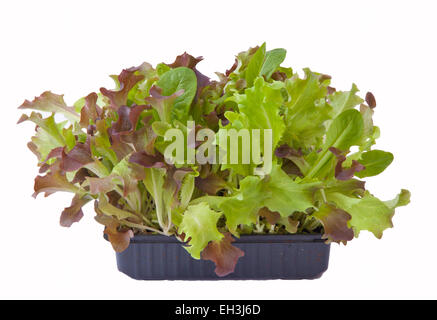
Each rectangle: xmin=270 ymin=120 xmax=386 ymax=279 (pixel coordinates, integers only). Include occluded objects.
xmin=328 ymin=83 xmax=363 ymax=119
xmin=201 ymin=232 xmax=244 ymax=277
xmin=312 ymin=203 xmax=354 ymax=243
xmin=282 ymin=68 xmax=331 ymax=149
xmin=230 ymin=77 xmax=285 ymax=149
xmin=19 ymin=91 xmax=80 ymax=123
xmin=263 ymin=163 xmax=319 ymax=216
xmin=194 ymin=163 xmax=319 ymax=233
xmin=327 ymin=189 xmax=410 ymax=238
xmin=179 ymin=202 xmax=223 ymax=259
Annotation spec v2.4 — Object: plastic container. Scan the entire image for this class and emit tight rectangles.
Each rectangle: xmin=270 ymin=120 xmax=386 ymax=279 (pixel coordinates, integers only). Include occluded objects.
xmin=111 ymin=233 xmax=331 ymax=280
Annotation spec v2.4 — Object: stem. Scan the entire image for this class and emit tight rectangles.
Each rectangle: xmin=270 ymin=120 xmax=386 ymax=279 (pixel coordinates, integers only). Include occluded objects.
xmin=121 ymin=221 xmax=168 ymax=235
xmin=164 ymin=207 xmax=173 ymax=235
xmin=305 ymin=149 xmax=331 ymax=180
xmin=255 ymin=216 xmax=264 ymax=233
xmin=320 ymin=188 xmax=327 ymax=203
xmin=150 ymin=169 xmax=165 ymax=231
xmin=141 ymin=214 xmax=153 ymax=226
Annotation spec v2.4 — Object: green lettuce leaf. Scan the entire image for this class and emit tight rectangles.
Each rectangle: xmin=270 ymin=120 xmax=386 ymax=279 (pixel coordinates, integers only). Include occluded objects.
xmin=305 ymin=109 xmax=364 ymax=180
xmin=18 ymin=112 xmax=74 ymax=163
xmin=328 ymin=190 xmax=410 ymax=238
xmin=245 ymin=43 xmax=266 ymax=87
xmin=231 ymin=77 xmax=285 ymax=148
xmin=355 ymin=150 xmax=394 ymax=178
xmin=194 ymin=163 xmax=318 ymax=232
xmin=156 ymin=67 xmax=197 ymax=122
xmin=179 ymin=202 xmax=223 ymax=259
xmin=263 ymin=164 xmax=319 ymax=216
xmin=328 ymin=84 xmax=363 ymax=119
xmin=260 ymin=48 xmax=287 ymax=79
xmin=282 ymin=68 xmax=331 ymax=149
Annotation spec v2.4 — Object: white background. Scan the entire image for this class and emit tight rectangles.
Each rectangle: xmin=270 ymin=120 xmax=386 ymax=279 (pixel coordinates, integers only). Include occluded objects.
xmin=1 ymin=0 xmax=436 ymax=299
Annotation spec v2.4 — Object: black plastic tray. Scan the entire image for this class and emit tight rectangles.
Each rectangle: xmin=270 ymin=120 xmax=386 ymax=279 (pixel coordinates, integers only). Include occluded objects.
xmin=112 ymin=234 xmax=331 ymax=280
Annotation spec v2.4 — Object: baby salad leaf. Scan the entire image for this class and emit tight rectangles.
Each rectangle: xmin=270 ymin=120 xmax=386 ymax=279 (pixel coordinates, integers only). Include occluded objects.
xmin=60 ymin=194 xmax=92 ymax=227
xmin=97 ymin=194 xmax=138 ymax=220
xmin=33 ymin=170 xmax=81 ymax=198
xmin=325 ymin=109 xmax=364 ymax=150
xmin=60 ymin=142 xmax=93 ymax=172
xmin=329 ymin=147 xmax=365 ymax=181
xmin=201 ymin=232 xmax=244 ymax=277
xmin=305 ymin=109 xmax=364 ymax=180
xmin=384 ymin=189 xmax=411 ymax=209
xmin=165 ymin=52 xmax=211 ymax=97
xmin=19 ymin=91 xmax=80 ymax=123
xmin=96 ymin=214 xmax=134 ymax=252
xmin=198 ymin=176 xmax=265 ymax=233
xmin=328 ymin=190 xmax=410 ymax=238
xmin=100 ymin=67 xmax=145 ymax=110
xmin=156 ymin=67 xmax=197 ymax=122
xmin=260 ymin=48 xmax=287 ymax=79
xmin=179 ymin=202 xmax=223 ymax=259
xmin=263 ymin=163 xmax=318 ymax=217
xmin=355 ymin=150 xmax=394 ymax=178
xmin=79 ymin=92 xmax=102 ymax=128
xmin=312 ymin=203 xmax=354 ymax=243
xmin=231 ymin=77 xmax=285 ymax=149
xmin=328 ymin=84 xmax=363 ymax=119
xmin=18 ymin=113 xmax=68 ymax=162
xmin=146 ymin=86 xmax=183 ymax=124
xmin=245 ymin=42 xmax=266 ymax=87
xmin=197 ymin=163 xmax=318 ymax=231
xmin=282 ymin=68 xmax=331 ymax=149
xmin=221 ymin=77 xmax=285 ymax=176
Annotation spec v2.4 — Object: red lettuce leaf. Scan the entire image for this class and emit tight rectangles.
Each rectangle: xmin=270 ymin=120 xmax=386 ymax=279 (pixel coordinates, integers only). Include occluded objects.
xmin=71 ymin=168 xmax=91 ymax=185
xmin=18 ymin=91 xmax=80 ymax=123
xmin=61 ymin=142 xmax=93 ymax=172
xmin=365 ymin=92 xmax=376 ymax=108
xmin=87 ymin=176 xmax=115 ymax=195
xmin=79 ymin=92 xmax=103 ymax=128
xmin=258 ymin=207 xmax=281 ymax=225
xmin=201 ymin=232 xmax=245 ymax=277
xmin=98 ymin=217 xmax=134 ymax=252
xmin=60 ymin=194 xmax=91 ymax=227
xmin=109 ymin=104 xmax=150 ymax=136
xmin=33 ymin=171 xmax=80 ymax=198
xmin=166 ymin=52 xmax=211 ymax=93
xmin=313 ymin=203 xmax=354 ymax=243
xmin=329 ymin=147 xmax=365 ymax=181
xmin=100 ymin=67 xmax=145 ymax=110
xmin=129 ymin=151 xmax=166 ymax=168
xmin=145 ymin=85 xmax=183 ymax=122
xmin=195 ymin=174 xmax=227 ymax=195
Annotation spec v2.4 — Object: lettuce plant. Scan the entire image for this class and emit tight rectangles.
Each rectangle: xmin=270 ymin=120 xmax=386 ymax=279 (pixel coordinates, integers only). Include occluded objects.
xmin=18 ymin=43 xmax=410 ymax=276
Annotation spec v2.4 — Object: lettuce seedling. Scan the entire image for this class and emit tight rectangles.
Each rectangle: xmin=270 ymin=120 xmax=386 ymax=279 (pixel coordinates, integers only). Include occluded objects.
xmin=18 ymin=43 xmax=410 ymax=276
